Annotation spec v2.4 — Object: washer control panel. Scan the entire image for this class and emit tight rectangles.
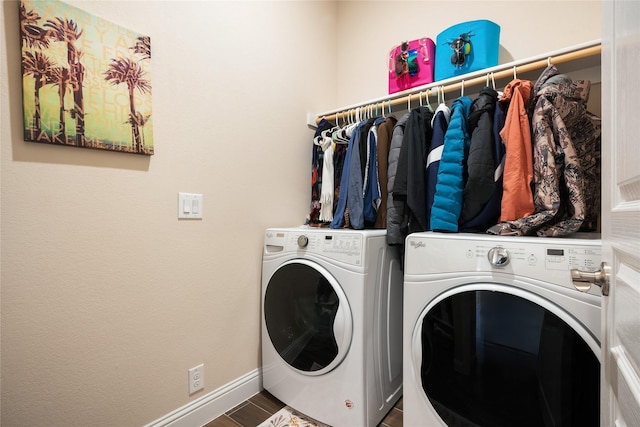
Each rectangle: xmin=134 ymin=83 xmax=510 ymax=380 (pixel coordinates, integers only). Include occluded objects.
xmin=265 ymin=229 xmax=366 ymax=266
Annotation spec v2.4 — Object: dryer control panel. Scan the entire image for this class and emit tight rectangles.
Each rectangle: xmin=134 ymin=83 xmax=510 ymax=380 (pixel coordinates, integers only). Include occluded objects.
xmin=480 ymin=242 xmax=601 ymax=272
xmin=405 ymin=233 xmax=602 ymax=294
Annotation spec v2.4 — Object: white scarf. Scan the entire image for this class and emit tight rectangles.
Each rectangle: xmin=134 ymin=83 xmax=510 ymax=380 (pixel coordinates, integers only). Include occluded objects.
xmin=319 ymin=133 xmax=335 ymax=222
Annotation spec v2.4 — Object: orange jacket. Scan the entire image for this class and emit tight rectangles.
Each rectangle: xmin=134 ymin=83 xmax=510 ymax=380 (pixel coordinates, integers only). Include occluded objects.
xmin=498 ymin=79 xmax=534 ymax=222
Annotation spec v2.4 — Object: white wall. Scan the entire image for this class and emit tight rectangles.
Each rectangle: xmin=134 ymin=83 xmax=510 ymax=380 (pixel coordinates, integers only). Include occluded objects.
xmin=0 ymin=1 xmax=601 ymax=427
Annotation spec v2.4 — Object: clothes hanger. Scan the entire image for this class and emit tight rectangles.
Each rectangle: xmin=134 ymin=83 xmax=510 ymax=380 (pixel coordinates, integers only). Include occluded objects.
xmin=491 ymin=72 xmax=504 ymax=99
xmin=334 ymin=110 xmax=351 ymax=142
xmin=331 ymin=112 xmax=349 ymax=144
xmin=346 ymin=108 xmax=360 ymax=138
xmin=344 ymin=109 xmax=354 ymax=137
xmin=426 ymin=89 xmax=434 ymax=113
xmin=431 ymin=85 xmax=450 ymax=127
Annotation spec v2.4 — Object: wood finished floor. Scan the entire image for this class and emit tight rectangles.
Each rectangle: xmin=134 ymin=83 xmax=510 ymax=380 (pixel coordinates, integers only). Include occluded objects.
xmin=203 ymin=390 xmax=403 ymax=427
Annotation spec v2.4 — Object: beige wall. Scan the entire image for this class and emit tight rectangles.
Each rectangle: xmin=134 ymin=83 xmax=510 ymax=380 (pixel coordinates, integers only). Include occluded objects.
xmin=0 ymin=1 xmax=600 ymax=426
xmin=1 ymin=1 xmax=337 ymax=426
xmin=335 ymin=1 xmax=602 ymax=106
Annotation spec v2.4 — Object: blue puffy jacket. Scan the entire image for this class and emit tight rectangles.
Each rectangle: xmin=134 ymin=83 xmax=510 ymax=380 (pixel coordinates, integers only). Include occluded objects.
xmin=430 ymin=96 xmax=472 ymax=232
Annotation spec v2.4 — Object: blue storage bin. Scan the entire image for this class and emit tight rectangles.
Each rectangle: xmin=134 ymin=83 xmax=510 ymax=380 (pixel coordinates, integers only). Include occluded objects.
xmin=435 ymin=19 xmax=500 ymax=81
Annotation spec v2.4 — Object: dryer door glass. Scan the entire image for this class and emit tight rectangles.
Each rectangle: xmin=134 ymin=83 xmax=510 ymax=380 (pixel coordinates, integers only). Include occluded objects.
xmin=265 ymin=262 xmax=349 ymax=373
xmin=420 ymin=290 xmax=599 ymax=427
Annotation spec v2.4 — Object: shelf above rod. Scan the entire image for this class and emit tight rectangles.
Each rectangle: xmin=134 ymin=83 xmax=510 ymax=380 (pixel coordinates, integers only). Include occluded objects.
xmin=315 ymin=40 xmax=601 ymax=125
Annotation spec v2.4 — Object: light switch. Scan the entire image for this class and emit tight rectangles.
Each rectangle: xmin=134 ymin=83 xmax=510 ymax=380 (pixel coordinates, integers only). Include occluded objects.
xmin=178 ymin=193 xmax=203 ymax=219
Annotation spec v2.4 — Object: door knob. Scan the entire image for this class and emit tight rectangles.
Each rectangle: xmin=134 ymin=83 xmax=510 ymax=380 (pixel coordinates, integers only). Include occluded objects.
xmin=571 ymin=262 xmax=611 ymax=296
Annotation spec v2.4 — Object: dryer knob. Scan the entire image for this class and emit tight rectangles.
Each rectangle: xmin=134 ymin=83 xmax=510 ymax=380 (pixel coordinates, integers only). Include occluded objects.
xmin=297 ymin=235 xmax=309 ymax=248
xmin=488 ymin=247 xmax=510 ymax=267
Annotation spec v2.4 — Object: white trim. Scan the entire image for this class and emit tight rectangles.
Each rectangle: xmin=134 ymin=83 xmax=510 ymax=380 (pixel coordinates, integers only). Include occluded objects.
xmin=612 ymin=346 xmax=640 ymax=413
xmin=144 ymin=369 xmax=262 ymax=427
xmin=426 ymin=145 xmax=443 ymax=168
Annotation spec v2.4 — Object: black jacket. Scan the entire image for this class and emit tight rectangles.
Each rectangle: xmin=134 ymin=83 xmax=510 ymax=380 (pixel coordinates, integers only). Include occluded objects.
xmin=393 ymin=107 xmax=435 ymax=234
xmin=460 ymin=87 xmax=499 ymax=229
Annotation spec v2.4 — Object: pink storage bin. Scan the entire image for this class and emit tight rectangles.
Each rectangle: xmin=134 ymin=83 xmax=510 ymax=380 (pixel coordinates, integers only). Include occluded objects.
xmin=388 ymin=37 xmax=436 ymax=94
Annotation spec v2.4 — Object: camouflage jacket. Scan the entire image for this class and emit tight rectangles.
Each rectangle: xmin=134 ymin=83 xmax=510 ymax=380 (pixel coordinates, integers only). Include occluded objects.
xmin=488 ymin=65 xmax=601 ymax=237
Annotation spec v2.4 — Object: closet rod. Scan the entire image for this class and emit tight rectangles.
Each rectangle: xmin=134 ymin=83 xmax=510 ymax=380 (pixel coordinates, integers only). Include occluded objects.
xmin=315 ymin=41 xmax=601 ymax=125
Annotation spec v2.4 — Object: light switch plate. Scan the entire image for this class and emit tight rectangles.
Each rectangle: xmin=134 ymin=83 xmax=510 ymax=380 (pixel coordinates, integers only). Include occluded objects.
xmin=178 ymin=193 xmax=203 ymax=219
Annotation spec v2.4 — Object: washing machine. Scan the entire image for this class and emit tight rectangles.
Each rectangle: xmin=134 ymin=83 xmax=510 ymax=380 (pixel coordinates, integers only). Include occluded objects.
xmin=403 ymin=232 xmax=602 ymax=427
xmin=261 ymin=227 xmax=403 ymax=426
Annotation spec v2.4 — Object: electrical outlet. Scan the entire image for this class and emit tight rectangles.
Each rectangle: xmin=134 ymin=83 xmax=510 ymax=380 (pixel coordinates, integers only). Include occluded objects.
xmin=188 ymin=364 xmax=204 ymax=394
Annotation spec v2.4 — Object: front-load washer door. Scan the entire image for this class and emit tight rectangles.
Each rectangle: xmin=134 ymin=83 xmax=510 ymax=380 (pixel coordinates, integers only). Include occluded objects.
xmin=264 ymin=259 xmax=353 ymax=375
xmin=413 ymin=284 xmax=600 ymax=427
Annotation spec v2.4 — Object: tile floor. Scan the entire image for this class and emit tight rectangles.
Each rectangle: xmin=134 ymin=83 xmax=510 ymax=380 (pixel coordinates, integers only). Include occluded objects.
xmin=203 ymin=390 xmax=403 ymax=427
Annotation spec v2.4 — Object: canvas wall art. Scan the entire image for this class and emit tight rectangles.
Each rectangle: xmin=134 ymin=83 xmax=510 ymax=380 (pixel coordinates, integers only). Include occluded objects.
xmin=20 ymin=0 xmax=153 ymax=155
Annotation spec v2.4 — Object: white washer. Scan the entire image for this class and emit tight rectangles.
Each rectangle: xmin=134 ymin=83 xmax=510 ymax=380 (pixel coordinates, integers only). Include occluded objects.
xmin=262 ymin=227 xmax=403 ymax=426
xmin=403 ymin=232 xmax=602 ymax=427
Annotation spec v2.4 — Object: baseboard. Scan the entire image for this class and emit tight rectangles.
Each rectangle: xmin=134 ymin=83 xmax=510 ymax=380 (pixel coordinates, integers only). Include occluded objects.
xmin=144 ymin=368 xmax=262 ymax=427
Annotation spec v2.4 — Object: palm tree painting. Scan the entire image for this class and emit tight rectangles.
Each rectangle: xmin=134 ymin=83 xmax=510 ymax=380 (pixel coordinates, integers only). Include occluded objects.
xmin=104 ymin=57 xmax=151 ymax=153
xmin=21 ymin=50 xmax=56 ymax=134
xmin=20 ymin=0 xmax=153 ymax=155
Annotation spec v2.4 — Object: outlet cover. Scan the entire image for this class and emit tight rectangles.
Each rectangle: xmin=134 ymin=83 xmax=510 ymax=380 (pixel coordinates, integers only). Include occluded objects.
xmin=188 ymin=364 xmax=204 ymax=394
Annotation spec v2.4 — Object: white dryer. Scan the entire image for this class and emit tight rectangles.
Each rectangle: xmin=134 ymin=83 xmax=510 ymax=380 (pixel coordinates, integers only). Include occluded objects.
xmin=403 ymin=232 xmax=602 ymax=427
xmin=261 ymin=227 xmax=403 ymax=427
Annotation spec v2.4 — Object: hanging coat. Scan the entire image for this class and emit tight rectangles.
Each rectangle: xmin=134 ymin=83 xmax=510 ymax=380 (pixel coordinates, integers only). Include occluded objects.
xmin=488 ymin=65 xmax=601 ymax=237
xmin=331 ymin=121 xmax=364 ymax=229
xmin=430 ymin=96 xmax=473 ymax=232
xmin=459 ymin=87 xmax=498 ymax=228
xmin=459 ymin=87 xmax=506 ymax=232
xmin=392 ymin=107 xmax=435 ymax=234
xmin=386 ymin=113 xmax=411 ymax=245
xmin=498 ymin=79 xmax=535 ymax=222
xmin=332 ymin=140 xmax=348 ymax=219
xmin=425 ymin=103 xmax=451 ymax=229
xmin=361 ymin=117 xmax=386 ymax=228
xmin=374 ymin=116 xmax=397 ymax=229
xmin=346 ymin=120 xmax=370 ymax=229
xmin=309 ymin=119 xmax=335 ymax=225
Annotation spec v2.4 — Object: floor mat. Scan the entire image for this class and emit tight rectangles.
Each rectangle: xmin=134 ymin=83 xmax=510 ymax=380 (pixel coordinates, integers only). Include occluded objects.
xmin=257 ymin=406 xmax=331 ymax=427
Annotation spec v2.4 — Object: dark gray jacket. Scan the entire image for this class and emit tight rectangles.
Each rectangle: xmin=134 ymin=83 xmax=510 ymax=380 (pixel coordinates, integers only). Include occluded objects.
xmin=386 ymin=113 xmax=410 ymax=246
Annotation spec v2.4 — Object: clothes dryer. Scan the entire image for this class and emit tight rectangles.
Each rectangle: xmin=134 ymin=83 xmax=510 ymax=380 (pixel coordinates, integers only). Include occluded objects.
xmin=403 ymin=232 xmax=602 ymax=427
xmin=262 ymin=227 xmax=403 ymax=427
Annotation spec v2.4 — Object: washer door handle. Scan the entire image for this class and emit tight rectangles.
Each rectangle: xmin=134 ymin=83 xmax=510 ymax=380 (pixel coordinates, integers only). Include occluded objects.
xmin=571 ymin=262 xmax=611 ymax=296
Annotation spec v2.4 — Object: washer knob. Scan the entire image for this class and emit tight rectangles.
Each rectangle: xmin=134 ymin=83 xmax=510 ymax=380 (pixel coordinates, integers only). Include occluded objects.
xmin=297 ymin=235 xmax=309 ymax=248
xmin=488 ymin=247 xmax=510 ymax=267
